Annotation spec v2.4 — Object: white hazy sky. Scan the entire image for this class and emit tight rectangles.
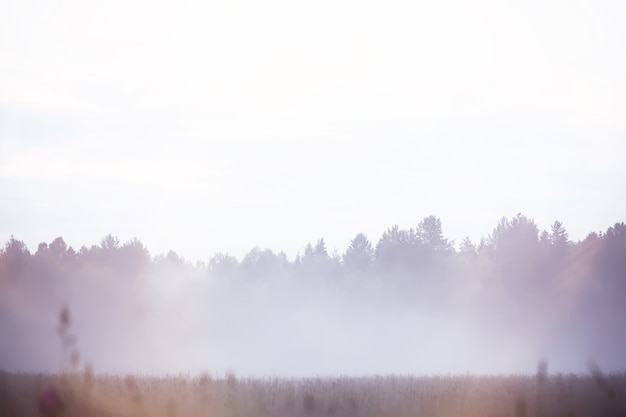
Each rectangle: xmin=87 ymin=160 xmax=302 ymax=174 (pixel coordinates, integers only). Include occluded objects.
xmin=1 ymin=0 xmax=625 ymax=262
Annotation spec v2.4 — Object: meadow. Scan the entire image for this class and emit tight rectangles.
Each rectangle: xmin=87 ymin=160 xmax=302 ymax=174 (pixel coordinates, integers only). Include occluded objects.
xmin=1 ymin=367 xmax=625 ymax=417
xmin=2 ymin=222 xmax=625 ymax=417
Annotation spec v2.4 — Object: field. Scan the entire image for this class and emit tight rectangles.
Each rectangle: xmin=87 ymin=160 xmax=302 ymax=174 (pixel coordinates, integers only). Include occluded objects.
xmin=1 ymin=369 xmax=625 ymax=417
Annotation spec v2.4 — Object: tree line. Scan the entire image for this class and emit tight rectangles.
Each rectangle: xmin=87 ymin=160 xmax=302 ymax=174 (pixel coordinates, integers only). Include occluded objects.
xmin=1 ymin=214 xmax=625 ymax=308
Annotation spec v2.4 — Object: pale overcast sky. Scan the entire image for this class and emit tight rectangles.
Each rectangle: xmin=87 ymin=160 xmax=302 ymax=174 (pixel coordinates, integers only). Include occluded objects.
xmin=1 ymin=0 xmax=625 ymax=261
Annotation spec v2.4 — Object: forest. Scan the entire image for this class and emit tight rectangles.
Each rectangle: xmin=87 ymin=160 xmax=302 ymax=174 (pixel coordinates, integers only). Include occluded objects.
xmin=1 ymin=213 xmax=625 ymax=376
xmin=2 ymin=214 xmax=626 ymax=416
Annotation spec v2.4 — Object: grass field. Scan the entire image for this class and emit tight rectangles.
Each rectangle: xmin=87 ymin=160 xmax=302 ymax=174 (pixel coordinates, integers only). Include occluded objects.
xmin=1 ymin=368 xmax=625 ymax=417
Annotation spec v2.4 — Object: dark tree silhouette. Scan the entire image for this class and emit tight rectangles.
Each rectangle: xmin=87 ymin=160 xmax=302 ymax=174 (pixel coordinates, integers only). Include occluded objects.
xmin=208 ymin=252 xmax=239 ymax=279
xmin=458 ymin=237 xmax=477 ymax=258
xmin=374 ymin=225 xmax=419 ymax=274
xmin=242 ymin=247 xmax=289 ymax=281
xmin=119 ymin=238 xmax=151 ymax=274
xmin=0 ymin=236 xmax=30 ymax=281
xmin=343 ymin=233 xmax=374 ymax=273
xmin=299 ymin=238 xmax=340 ymax=282
xmin=417 ymin=215 xmax=453 ymax=254
xmin=314 ymin=238 xmax=328 ymax=258
xmin=487 ymin=213 xmax=540 ymax=278
xmin=550 ymin=220 xmax=570 ymax=250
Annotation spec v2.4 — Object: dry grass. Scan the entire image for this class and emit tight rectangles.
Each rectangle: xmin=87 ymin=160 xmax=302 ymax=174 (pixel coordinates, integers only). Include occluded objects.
xmin=1 ymin=370 xmax=625 ymax=417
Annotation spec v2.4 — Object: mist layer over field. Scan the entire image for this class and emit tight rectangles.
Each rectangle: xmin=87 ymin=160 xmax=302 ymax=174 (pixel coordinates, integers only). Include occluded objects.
xmin=0 ymin=273 xmax=589 ymax=376
xmin=2 ymin=217 xmax=625 ymax=376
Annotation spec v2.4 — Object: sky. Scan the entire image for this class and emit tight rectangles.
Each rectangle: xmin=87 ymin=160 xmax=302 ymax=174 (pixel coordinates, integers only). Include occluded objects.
xmin=1 ymin=0 xmax=625 ymax=262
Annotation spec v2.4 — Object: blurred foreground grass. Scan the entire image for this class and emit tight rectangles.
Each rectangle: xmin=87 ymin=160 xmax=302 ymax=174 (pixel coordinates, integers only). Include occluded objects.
xmin=1 ymin=370 xmax=625 ymax=417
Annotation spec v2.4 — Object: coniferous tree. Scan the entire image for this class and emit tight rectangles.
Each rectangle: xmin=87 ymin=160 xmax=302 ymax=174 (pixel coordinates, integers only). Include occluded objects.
xmin=417 ymin=215 xmax=452 ymax=254
xmin=343 ymin=233 xmax=374 ymax=272
xmin=550 ymin=220 xmax=569 ymax=250
xmin=458 ymin=237 xmax=477 ymax=258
